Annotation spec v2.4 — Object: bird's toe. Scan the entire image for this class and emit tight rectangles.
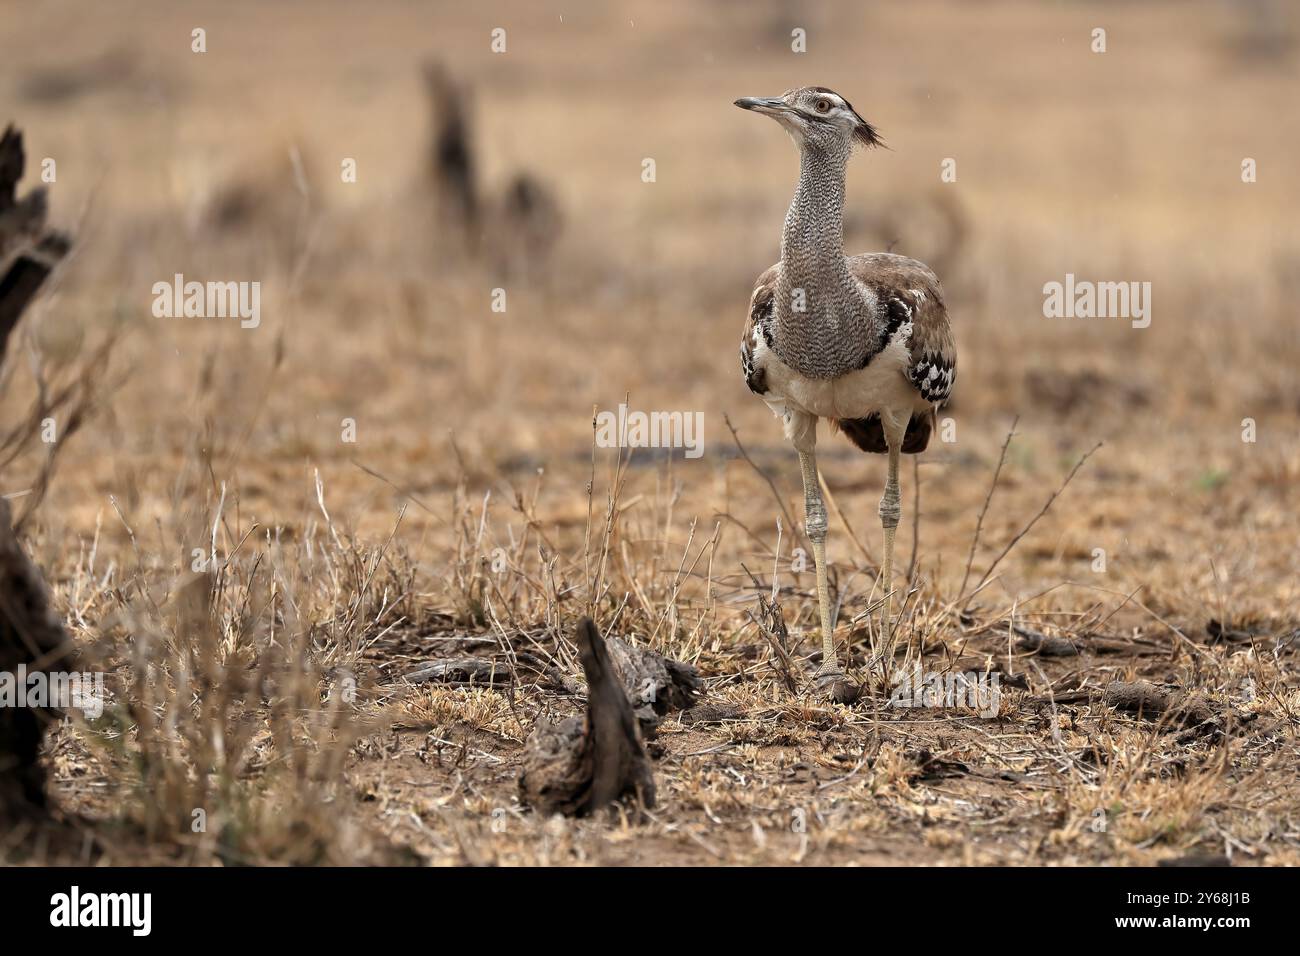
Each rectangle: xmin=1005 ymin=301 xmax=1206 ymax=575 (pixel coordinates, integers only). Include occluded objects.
xmin=811 ymin=665 xmax=861 ymax=704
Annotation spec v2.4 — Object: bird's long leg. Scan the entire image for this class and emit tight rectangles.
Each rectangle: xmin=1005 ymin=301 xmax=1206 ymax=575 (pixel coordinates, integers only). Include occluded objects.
xmin=798 ymin=450 xmax=840 ymax=686
xmin=878 ymin=434 xmax=903 ymax=671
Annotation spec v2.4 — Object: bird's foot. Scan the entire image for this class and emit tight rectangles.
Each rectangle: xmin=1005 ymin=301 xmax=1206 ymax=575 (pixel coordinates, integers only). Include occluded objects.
xmin=812 ymin=663 xmax=860 ymax=704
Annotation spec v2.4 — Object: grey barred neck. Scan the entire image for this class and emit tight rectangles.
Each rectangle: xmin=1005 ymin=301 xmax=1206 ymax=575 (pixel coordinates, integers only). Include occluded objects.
xmin=774 ymin=141 xmax=879 ymax=379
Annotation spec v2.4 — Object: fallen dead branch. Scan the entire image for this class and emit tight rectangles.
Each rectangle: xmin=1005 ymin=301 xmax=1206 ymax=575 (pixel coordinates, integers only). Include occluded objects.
xmin=406 ymin=658 xmax=509 ymax=686
xmin=1014 ymin=625 xmax=1080 ymax=657
xmin=1103 ymin=680 xmax=1224 ymax=729
xmin=1012 ymin=622 xmax=1153 ymax=657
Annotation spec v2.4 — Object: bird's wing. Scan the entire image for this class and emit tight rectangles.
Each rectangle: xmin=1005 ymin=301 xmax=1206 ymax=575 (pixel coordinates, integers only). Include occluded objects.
xmin=740 ymin=263 xmax=778 ymax=395
xmin=848 ymin=253 xmax=956 ymax=405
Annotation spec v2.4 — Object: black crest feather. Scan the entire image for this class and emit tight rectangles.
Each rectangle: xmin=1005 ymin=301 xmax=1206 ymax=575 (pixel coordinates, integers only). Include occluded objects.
xmin=853 ymin=119 xmax=884 ymax=148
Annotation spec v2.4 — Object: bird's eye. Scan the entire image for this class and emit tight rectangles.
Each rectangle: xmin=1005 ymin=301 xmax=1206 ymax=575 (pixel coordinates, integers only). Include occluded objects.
xmin=815 ymin=100 xmax=831 ymax=113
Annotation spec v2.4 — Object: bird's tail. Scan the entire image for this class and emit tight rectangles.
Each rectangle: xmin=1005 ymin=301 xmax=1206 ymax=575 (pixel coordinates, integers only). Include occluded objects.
xmin=833 ymin=409 xmax=935 ymax=454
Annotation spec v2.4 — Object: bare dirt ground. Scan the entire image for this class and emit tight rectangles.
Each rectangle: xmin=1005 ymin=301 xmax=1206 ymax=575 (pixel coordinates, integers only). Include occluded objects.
xmin=2 ymin=0 xmax=1299 ymax=865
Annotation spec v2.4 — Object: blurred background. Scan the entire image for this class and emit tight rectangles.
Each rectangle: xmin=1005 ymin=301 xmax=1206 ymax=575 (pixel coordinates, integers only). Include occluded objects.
xmin=2 ymin=0 xmax=1298 ymax=612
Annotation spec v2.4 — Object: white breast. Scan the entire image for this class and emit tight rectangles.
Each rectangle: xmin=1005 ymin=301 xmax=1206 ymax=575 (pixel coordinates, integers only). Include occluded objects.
xmin=751 ymin=322 xmax=927 ymax=423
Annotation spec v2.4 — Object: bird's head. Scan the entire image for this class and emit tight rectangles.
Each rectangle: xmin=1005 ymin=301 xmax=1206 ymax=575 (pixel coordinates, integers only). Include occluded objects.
xmin=734 ymin=86 xmax=883 ymax=154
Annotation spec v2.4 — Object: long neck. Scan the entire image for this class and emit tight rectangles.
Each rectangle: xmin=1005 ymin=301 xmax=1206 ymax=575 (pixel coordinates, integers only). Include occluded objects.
xmin=781 ymin=144 xmax=849 ymax=277
xmin=773 ymin=142 xmax=876 ymax=379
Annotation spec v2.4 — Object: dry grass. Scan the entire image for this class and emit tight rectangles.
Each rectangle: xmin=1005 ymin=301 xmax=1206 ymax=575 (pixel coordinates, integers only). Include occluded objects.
xmin=2 ymin=0 xmax=1299 ymax=865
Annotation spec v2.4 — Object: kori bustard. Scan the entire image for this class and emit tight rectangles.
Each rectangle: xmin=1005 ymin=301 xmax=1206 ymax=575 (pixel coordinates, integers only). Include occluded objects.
xmin=735 ymin=87 xmax=956 ymax=696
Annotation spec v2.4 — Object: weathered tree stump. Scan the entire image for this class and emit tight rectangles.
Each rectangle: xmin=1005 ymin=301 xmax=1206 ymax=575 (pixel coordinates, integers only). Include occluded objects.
xmin=0 ymin=123 xmax=73 ymax=822
xmin=518 ymin=619 xmax=655 ymax=817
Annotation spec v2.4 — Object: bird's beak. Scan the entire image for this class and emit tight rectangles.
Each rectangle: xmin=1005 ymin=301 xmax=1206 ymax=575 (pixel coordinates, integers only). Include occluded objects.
xmin=734 ymin=96 xmax=788 ymax=115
